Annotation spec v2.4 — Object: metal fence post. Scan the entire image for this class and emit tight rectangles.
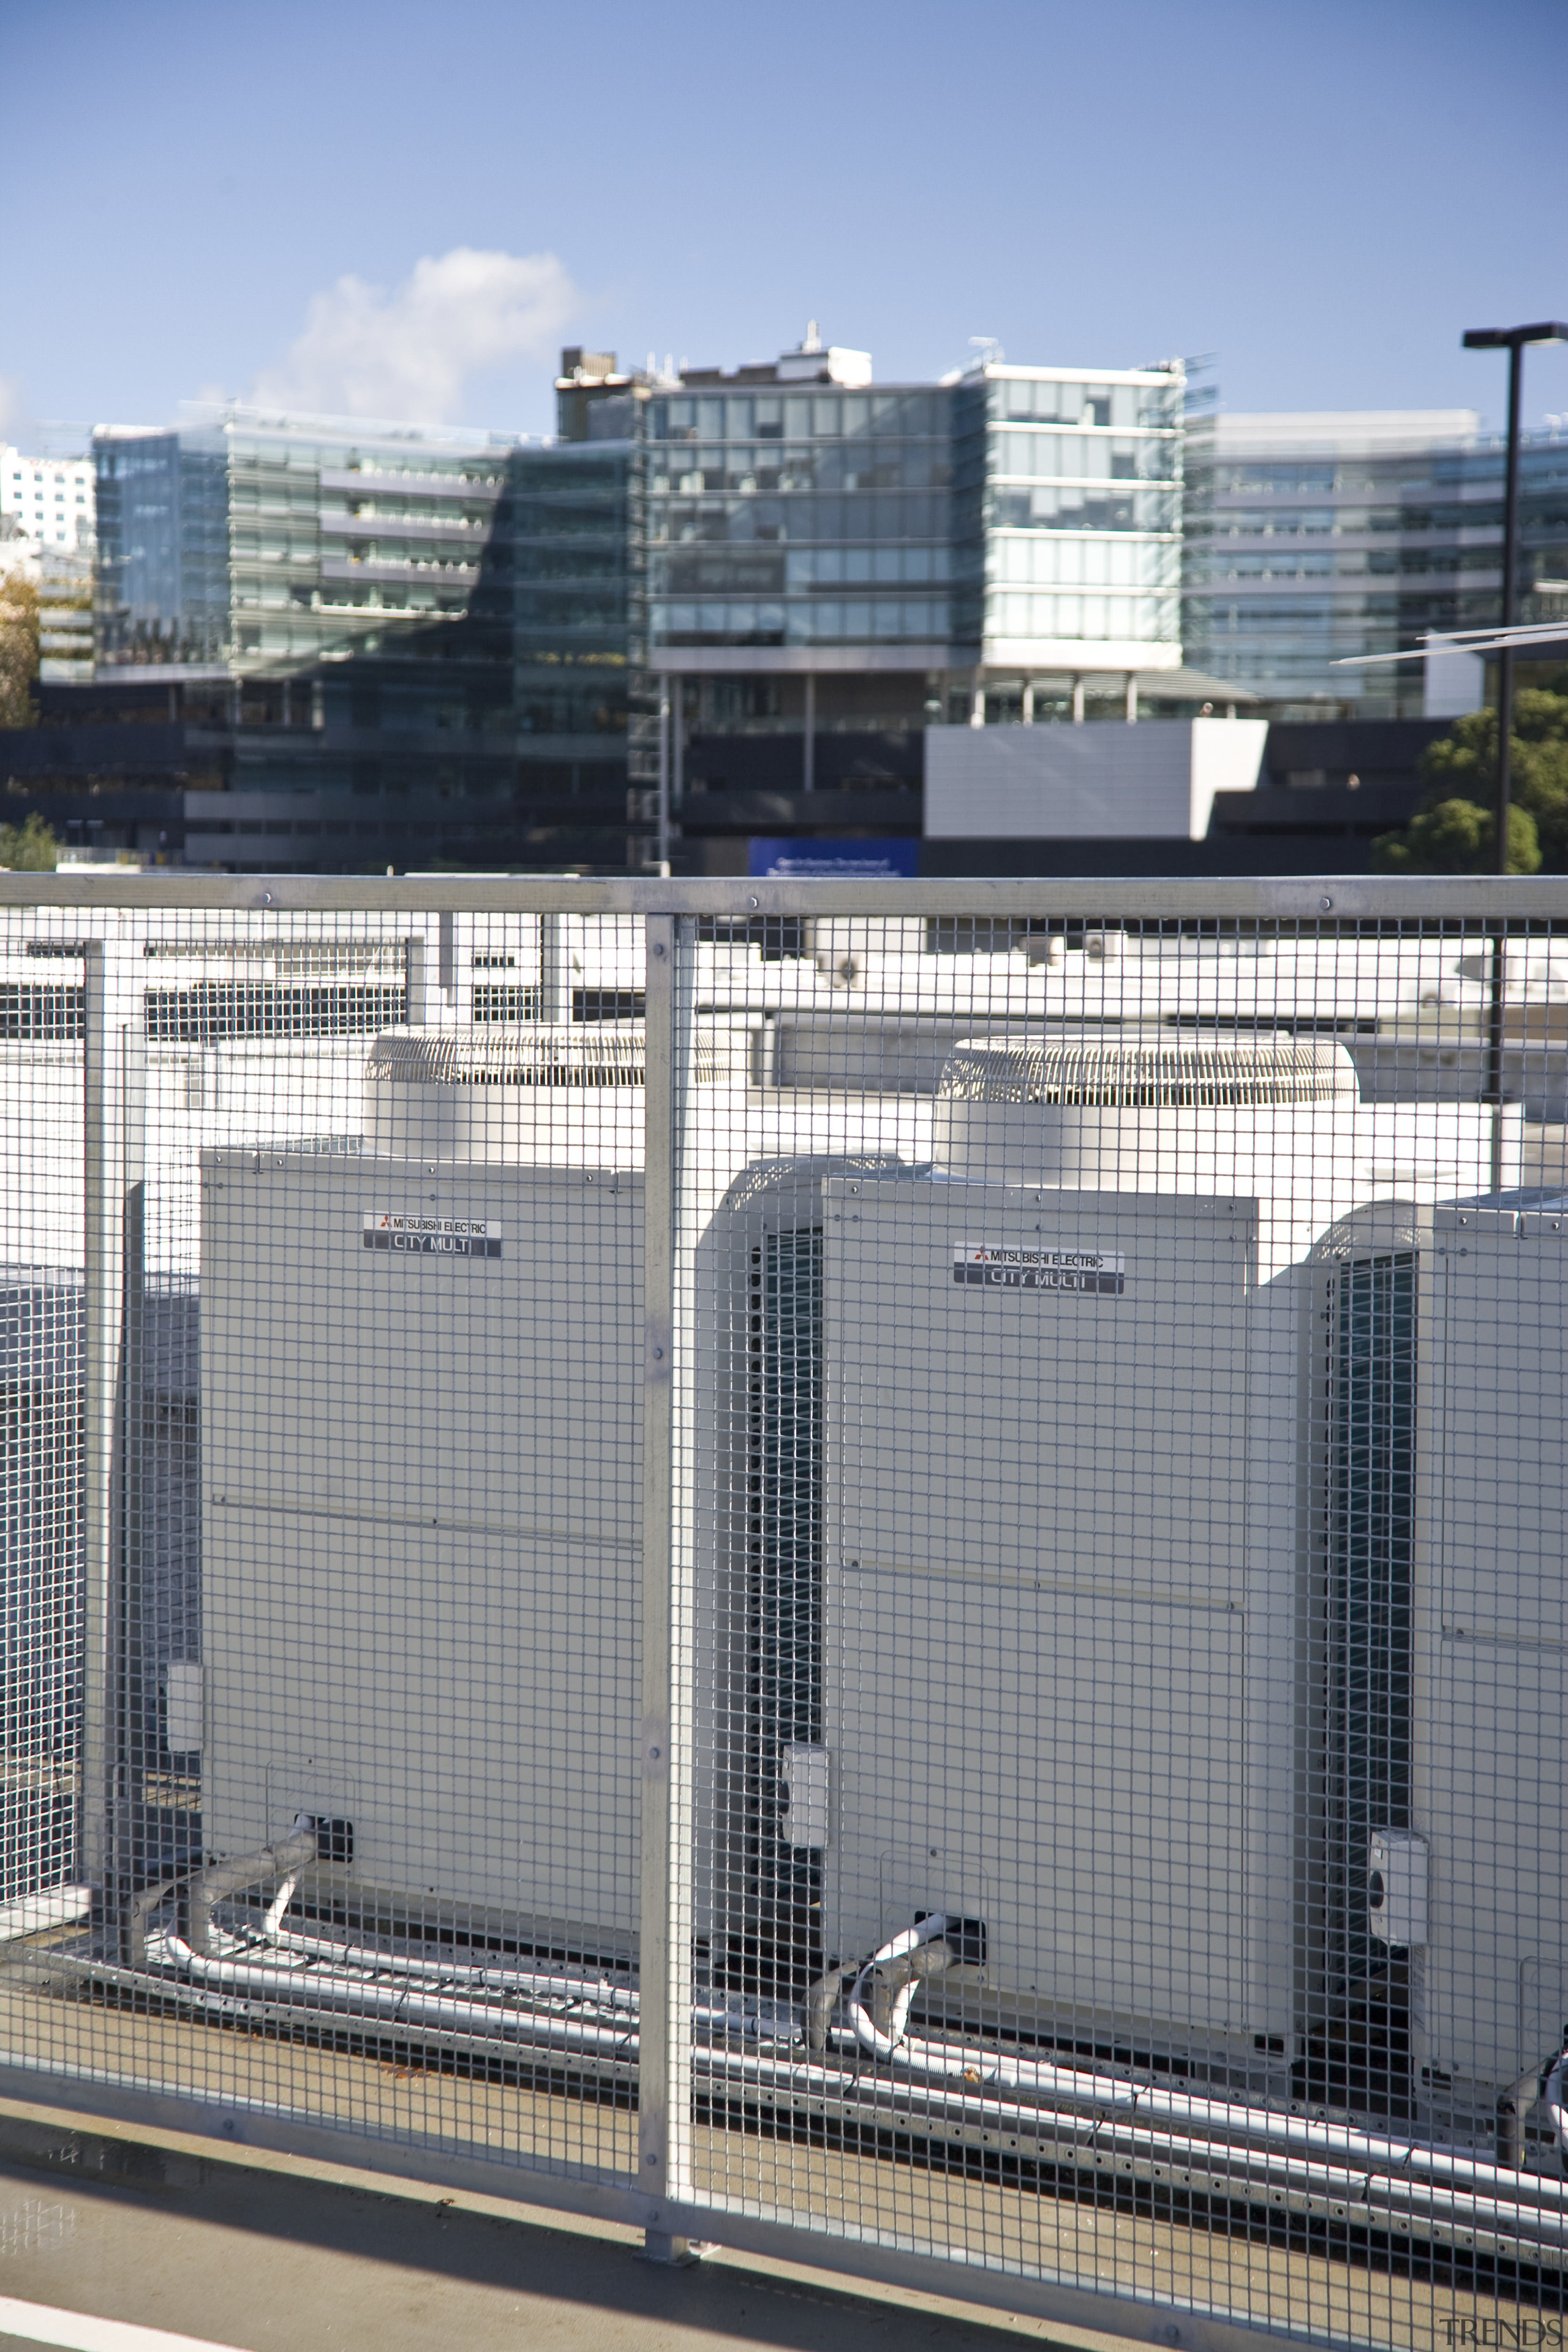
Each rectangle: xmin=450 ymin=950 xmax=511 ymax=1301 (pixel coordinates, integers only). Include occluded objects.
xmin=1487 ymin=930 xmax=1507 ymax=1193
xmin=639 ymin=910 xmax=698 ymax=2260
xmin=80 ymin=938 xmax=145 ymax=1916
xmin=539 ymin=914 xmax=570 ymax=1022
xmin=656 ymin=685 xmax=672 ymax=873
xmin=404 ymin=932 xmax=428 ymax=1028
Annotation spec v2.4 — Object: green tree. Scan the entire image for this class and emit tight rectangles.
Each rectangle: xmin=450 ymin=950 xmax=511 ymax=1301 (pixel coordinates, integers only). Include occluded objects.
xmin=1374 ymin=796 xmax=1540 ymax=875
xmin=0 ymin=570 xmax=41 ymax=730
xmin=0 ymin=811 xmax=61 ymax=870
xmin=1374 ymin=688 xmax=1568 ymax=872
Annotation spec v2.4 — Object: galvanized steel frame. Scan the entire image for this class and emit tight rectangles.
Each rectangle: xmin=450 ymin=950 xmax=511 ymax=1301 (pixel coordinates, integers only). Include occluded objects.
xmin=9 ymin=873 xmax=1568 ymax=920
xmin=6 ymin=870 xmax=1568 ymax=2352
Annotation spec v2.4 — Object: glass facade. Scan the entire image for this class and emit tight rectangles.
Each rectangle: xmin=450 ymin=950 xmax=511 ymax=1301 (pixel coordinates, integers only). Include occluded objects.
xmin=632 ymin=361 xmax=1184 ymax=679
xmin=1183 ymin=415 xmax=1568 ymax=718
xmin=95 ymin=429 xmax=230 ymax=667
xmin=510 ymin=442 xmax=639 ymax=768
xmin=644 ymin=386 xmax=953 ymax=652
xmin=81 ymin=349 xmax=1192 ymax=870
xmin=546 ymin=343 xmax=1190 ymax=839
xmin=968 ymin=366 xmax=1184 ymax=669
xmin=92 ymin=411 xmax=638 ymax=869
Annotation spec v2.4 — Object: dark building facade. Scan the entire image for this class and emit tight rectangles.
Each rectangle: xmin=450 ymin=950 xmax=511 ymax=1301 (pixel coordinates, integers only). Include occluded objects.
xmin=80 ymin=409 xmax=641 ymax=873
xmin=11 ymin=365 xmax=1551 ymax=880
xmin=555 ymin=333 xmax=1188 ymax=873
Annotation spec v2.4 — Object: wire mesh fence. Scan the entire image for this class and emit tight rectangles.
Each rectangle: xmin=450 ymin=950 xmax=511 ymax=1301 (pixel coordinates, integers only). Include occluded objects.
xmin=0 ymin=873 xmax=1565 ymax=2351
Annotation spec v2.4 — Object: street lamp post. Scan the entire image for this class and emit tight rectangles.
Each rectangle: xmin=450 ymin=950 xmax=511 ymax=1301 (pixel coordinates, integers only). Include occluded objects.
xmin=1461 ymin=323 xmax=1568 ymax=872
xmin=1462 ymin=323 xmax=1568 ymax=1188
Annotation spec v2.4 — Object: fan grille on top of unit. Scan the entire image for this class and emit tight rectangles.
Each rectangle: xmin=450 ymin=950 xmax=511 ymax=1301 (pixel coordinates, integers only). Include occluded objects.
xmin=937 ymin=1030 xmax=1359 ymax=1110
xmin=368 ymin=1025 xmax=748 ymax=1088
xmin=369 ymin=1027 xmax=644 ymax=1089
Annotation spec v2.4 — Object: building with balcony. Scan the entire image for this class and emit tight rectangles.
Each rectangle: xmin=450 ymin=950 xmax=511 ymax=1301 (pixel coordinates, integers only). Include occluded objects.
xmin=558 ymin=333 xmax=1190 ymax=865
xmin=42 ymin=353 xmax=1532 ymax=879
xmin=1 ymin=446 xmax=97 ymax=688
xmin=89 ymin=409 xmax=638 ymax=872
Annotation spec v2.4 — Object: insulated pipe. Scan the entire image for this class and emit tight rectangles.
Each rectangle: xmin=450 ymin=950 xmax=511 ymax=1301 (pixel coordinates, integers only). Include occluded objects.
xmin=137 ymin=1907 xmax=1568 ymax=2234
xmin=846 ymin=1915 xmax=957 ymax=2059
xmin=709 ymin=2046 xmax=1568 ymax=2264
xmin=187 ymin=1831 xmax=318 ymax=1958
xmin=165 ymin=1932 xmax=759 ymax=2053
xmin=834 ymin=2023 xmax=1568 ymax=2218
xmin=771 ymin=1907 xmax=1568 ymax=2216
xmin=261 ymin=1913 xmax=637 ymax=2007
xmin=262 ymin=1877 xmax=296 ymax=1939
xmin=805 ymin=1966 xmax=850 ymax=2055
xmin=162 ymin=1935 xmax=640 ymax=2058
xmin=1546 ymin=2051 xmax=1568 ymax=2158
xmin=1501 ymin=2059 xmax=1548 ymax=2168
xmin=132 ymin=1929 xmax=1568 ymax=2255
xmin=127 ymin=1931 xmax=1568 ymax=2264
xmin=126 ymin=1880 xmax=175 ymax=1971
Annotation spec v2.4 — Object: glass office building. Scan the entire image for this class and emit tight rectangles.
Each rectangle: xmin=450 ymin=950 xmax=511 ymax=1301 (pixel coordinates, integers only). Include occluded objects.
xmin=1183 ymin=412 xmax=1568 ymax=720
xmin=561 ymin=339 xmax=1185 ymax=795
xmin=95 ymin=426 xmax=232 ymax=668
xmin=962 ymin=360 xmax=1184 ymax=710
xmin=92 ymin=410 xmax=637 ymax=870
xmin=84 ymin=344 xmax=1191 ymax=868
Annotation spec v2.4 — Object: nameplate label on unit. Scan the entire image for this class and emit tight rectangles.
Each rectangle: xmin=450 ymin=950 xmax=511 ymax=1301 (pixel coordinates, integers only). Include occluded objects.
xmin=363 ymin=1213 xmax=502 ymax=1260
xmin=952 ymin=1242 xmax=1125 ymax=1295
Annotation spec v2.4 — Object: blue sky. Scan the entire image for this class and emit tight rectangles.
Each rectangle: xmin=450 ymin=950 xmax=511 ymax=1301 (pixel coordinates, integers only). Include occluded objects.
xmin=5 ymin=0 xmax=1567 ymax=447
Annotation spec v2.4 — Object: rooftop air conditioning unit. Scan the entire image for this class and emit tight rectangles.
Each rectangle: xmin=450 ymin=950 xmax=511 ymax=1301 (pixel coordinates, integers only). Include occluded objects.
xmin=198 ymin=1017 xmax=663 ymax=1958
xmin=200 ymin=1140 xmax=647 ymax=1955
xmin=364 ymin=1025 xmax=652 ymax=1169
xmin=179 ymin=1017 xmax=1561 ymax=2145
xmin=737 ymin=1036 xmax=1511 ymax=2090
xmin=932 ymin=1028 xmax=1506 ymax=1273
xmin=0 ymin=1270 xmax=85 ymax=1923
xmin=195 ymin=1025 xmax=918 ymax=1964
xmin=1403 ymin=1193 xmax=1566 ymax=2149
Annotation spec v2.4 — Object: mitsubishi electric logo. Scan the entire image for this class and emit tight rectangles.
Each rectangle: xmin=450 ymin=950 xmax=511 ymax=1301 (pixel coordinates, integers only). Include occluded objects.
xmin=952 ymin=1240 xmax=1125 ymax=1297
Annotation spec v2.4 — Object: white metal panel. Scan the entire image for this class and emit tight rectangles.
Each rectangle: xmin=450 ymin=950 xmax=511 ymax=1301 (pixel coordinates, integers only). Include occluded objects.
xmin=1415 ymin=1211 xmax=1568 ymax=2086
xmin=200 ymin=1150 xmax=644 ymax=1939
xmin=821 ymin=1178 xmax=1297 ymax=2043
xmin=1430 ymin=1213 xmax=1568 ymax=1647
xmin=204 ymin=1514 xmax=639 ymax=1937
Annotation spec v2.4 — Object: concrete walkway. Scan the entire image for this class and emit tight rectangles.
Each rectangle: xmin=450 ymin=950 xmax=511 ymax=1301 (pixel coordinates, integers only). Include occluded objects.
xmin=0 ymin=2104 xmax=1127 ymax=2352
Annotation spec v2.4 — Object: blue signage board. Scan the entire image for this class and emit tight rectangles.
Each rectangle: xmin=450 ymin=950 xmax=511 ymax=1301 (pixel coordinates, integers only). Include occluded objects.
xmin=747 ymin=838 xmax=918 ymax=881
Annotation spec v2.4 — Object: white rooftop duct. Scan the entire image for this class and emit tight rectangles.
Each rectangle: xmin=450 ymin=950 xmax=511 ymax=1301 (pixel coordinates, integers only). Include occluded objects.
xmin=929 ymin=1028 xmax=1504 ymax=1275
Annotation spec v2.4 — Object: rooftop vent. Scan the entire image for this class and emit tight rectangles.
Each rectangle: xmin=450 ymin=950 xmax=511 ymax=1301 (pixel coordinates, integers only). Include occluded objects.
xmin=937 ymin=1030 xmax=1359 ymax=1111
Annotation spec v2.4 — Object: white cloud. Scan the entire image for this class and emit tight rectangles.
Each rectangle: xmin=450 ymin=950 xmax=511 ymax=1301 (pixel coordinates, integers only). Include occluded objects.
xmin=250 ymin=247 xmax=581 ymax=423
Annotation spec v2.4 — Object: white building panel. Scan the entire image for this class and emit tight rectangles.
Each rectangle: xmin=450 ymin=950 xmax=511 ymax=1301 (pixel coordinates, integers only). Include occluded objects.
xmin=924 ymin=718 xmax=1267 ymax=840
